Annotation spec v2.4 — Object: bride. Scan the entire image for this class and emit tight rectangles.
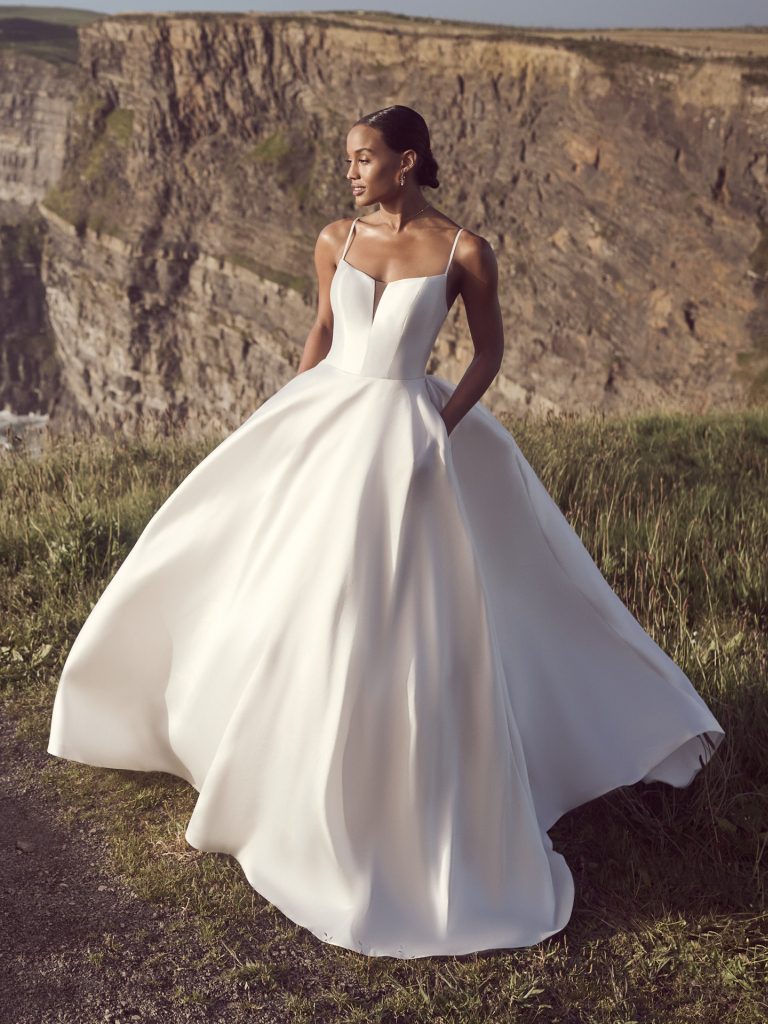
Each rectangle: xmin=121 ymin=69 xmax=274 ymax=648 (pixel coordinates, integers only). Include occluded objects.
xmin=47 ymin=104 xmax=725 ymax=959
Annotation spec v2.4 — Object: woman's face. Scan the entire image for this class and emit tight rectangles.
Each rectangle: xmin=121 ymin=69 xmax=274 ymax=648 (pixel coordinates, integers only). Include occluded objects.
xmin=345 ymin=125 xmax=412 ymax=205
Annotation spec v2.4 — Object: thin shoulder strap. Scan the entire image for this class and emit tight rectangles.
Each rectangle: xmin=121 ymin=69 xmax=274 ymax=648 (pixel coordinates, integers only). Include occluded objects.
xmin=444 ymin=226 xmax=463 ymax=274
xmin=341 ymin=217 xmax=359 ymax=260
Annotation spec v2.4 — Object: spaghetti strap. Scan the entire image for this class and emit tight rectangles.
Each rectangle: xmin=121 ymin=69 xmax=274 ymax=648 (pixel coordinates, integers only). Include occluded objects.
xmin=444 ymin=226 xmax=463 ymax=274
xmin=341 ymin=217 xmax=359 ymax=261
xmin=342 ymin=218 xmax=461 ymax=274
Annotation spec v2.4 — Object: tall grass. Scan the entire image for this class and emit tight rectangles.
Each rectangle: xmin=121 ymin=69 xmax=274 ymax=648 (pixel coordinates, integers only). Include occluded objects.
xmin=1 ymin=408 xmax=766 ymax=1022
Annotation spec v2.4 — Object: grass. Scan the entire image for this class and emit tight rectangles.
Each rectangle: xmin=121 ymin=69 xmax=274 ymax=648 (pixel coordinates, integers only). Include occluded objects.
xmin=40 ymin=82 xmax=134 ymax=240
xmin=0 ymin=5 xmax=103 ymax=65
xmin=0 ymin=7 xmax=105 ymax=27
xmin=1 ymin=407 xmax=767 ymax=1021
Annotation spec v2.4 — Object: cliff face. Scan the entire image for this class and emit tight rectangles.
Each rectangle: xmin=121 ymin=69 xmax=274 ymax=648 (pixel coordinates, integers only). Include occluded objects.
xmin=0 ymin=47 xmax=76 ymax=421
xmin=0 ymin=50 xmax=74 ymax=206
xmin=2 ymin=13 xmax=768 ymax=433
xmin=0 ymin=211 xmax=62 ymax=418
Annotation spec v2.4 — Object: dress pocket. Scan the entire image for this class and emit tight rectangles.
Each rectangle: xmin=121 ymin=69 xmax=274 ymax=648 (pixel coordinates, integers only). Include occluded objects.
xmin=436 ymin=408 xmax=451 ymax=445
xmin=422 ymin=388 xmax=452 ymax=460
xmin=430 ymin=407 xmax=453 ymax=467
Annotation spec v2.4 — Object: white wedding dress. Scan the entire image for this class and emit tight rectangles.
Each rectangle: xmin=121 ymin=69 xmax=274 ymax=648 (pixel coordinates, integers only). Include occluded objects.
xmin=48 ymin=217 xmax=725 ymax=959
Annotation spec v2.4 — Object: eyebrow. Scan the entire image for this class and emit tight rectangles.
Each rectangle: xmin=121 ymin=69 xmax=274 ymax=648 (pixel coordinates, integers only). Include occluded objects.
xmin=348 ymin=147 xmax=373 ymax=154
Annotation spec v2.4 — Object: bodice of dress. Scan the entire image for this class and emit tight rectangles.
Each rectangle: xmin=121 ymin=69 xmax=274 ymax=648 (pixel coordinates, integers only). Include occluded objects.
xmin=323 ymin=218 xmax=464 ymax=380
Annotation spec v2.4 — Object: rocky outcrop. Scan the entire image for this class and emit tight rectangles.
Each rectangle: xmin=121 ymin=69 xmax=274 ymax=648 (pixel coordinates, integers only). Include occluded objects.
xmin=0 ymin=43 xmax=79 ymax=425
xmin=0 ymin=209 xmax=62 ymax=419
xmin=1 ymin=13 xmax=767 ymax=434
xmin=0 ymin=49 xmax=75 ymax=206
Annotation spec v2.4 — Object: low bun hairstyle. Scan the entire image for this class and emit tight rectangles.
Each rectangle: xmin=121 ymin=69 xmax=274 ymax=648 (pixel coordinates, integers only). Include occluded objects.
xmin=353 ymin=105 xmax=440 ymax=189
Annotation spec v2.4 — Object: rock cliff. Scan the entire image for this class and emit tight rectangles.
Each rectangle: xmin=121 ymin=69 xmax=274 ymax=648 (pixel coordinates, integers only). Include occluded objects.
xmin=2 ymin=11 xmax=767 ymax=435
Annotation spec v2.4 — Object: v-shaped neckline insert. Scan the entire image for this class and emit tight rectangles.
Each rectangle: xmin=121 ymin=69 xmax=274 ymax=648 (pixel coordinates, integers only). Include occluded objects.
xmin=340 ymin=259 xmax=448 ymax=327
xmin=338 ymin=218 xmax=463 ymax=327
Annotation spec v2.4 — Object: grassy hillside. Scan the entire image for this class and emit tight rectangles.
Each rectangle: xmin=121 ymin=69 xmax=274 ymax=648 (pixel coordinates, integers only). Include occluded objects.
xmin=0 ymin=4 xmax=106 ymax=64
xmin=1 ymin=408 xmax=766 ymax=1021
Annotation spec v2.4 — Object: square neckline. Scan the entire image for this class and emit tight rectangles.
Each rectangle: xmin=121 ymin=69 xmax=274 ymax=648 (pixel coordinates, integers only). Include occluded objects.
xmin=341 ymin=257 xmax=447 ymax=286
xmin=339 ymin=217 xmax=463 ymax=286
xmin=336 ymin=256 xmax=449 ymax=331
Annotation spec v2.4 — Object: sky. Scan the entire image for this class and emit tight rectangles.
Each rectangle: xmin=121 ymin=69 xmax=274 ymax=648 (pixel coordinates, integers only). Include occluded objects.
xmin=7 ymin=0 xmax=768 ymax=29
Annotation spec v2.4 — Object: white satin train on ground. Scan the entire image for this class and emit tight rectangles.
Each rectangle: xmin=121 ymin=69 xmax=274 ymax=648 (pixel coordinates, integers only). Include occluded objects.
xmin=48 ymin=217 xmax=725 ymax=959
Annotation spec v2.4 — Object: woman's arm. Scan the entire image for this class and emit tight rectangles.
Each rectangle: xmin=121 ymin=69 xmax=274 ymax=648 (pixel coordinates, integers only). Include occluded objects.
xmin=295 ymin=222 xmax=341 ymax=375
xmin=440 ymin=233 xmax=505 ymax=436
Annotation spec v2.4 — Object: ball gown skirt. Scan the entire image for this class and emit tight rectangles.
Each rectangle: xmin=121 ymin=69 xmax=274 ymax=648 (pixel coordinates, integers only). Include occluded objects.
xmin=47 ymin=219 xmax=725 ymax=959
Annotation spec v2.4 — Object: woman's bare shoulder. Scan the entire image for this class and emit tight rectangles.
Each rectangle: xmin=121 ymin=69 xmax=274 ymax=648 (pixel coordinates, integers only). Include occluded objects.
xmin=452 ymin=224 xmax=497 ymax=280
xmin=316 ymin=216 xmax=356 ymax=250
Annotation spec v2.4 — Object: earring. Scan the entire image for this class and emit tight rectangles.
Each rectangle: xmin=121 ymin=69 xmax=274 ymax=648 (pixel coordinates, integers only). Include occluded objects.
xmin=399 ymin=170 xmax=405 ymax=187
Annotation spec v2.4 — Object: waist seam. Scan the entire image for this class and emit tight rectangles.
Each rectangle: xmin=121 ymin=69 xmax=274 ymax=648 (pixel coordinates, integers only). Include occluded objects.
xmin=322 ymin=360 xmax=426 ymax=383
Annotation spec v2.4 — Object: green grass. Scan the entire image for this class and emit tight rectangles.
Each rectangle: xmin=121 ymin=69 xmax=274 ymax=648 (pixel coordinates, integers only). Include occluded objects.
xmin=0 ymin=6 xmax=105 ymax=27
xmin=0 ymin=5 xmax=104 ymax=65
xmin=42 ymin=92 xmax=135 ymax=239
xmin=1 ymin=407 xmax=767 ymax=1021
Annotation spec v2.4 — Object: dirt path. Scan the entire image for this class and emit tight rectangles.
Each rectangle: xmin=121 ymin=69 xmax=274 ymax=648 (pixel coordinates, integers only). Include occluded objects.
xmin=0 ymin=713 xmax=274 ymax=1024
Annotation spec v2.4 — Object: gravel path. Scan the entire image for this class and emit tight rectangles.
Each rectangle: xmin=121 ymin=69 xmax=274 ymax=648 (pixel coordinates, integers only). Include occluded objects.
xmin=0 ymin=713 xmax=273 ymax=1024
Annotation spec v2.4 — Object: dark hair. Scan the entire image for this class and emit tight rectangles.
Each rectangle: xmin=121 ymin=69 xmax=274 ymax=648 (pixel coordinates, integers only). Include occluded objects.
xmin=353 ymin=105 xmax=440 ymax=189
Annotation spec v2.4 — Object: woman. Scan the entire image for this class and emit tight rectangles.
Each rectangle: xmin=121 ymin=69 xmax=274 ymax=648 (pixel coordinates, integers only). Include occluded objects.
xmin=48 ymin=105 xmax=724 ymax=959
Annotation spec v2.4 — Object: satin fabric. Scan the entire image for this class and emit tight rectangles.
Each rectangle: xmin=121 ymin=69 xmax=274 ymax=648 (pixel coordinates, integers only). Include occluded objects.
xmin=48 ymin=220 xmax=724 ymax=959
